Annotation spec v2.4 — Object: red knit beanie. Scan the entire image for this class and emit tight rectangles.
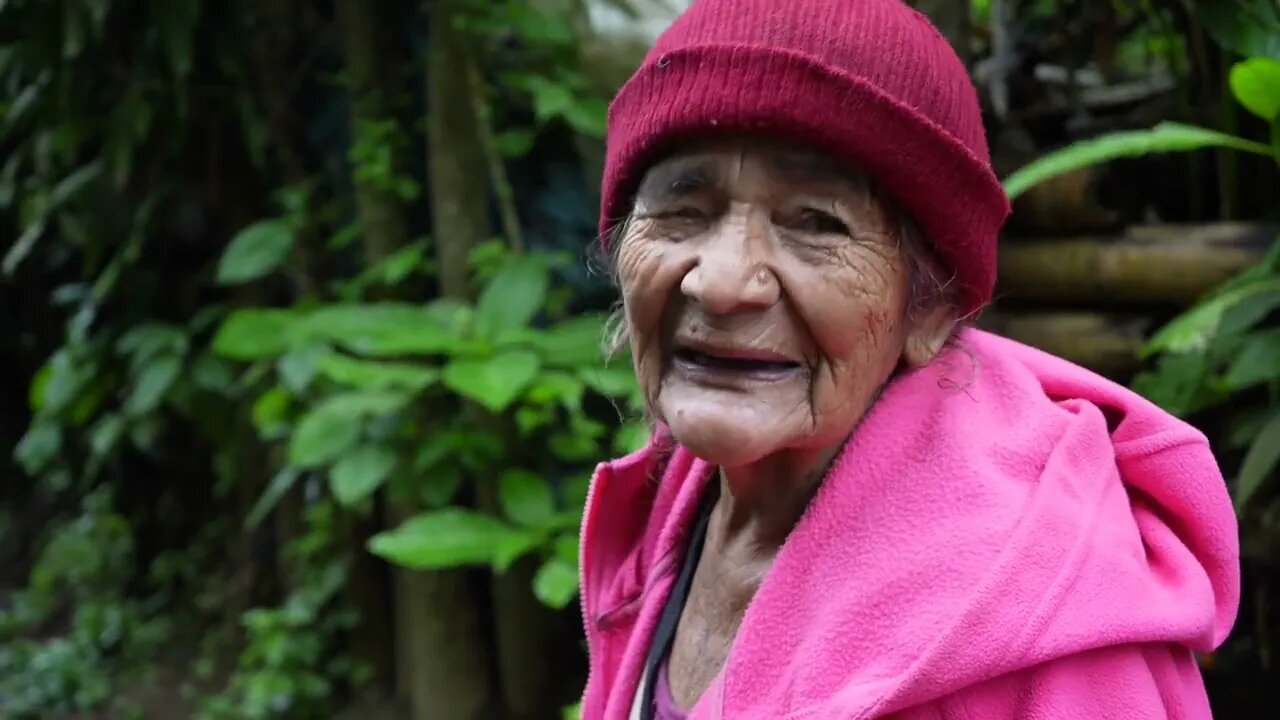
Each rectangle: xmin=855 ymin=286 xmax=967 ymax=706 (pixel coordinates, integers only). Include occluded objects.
xmin=600 ymin=0 xmax=1011 ymax=314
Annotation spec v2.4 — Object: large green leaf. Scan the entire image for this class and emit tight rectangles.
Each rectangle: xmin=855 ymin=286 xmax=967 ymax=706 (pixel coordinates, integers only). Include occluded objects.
xmin=15 ymin=420 xmax=62 ymax=476
xmin=442 ymin=351 xmax=540 ymax=412
xmin=298 ymin=303 xmax=465 ymax=356
xmin=124 ymin=354 xmax=182 ymax=416
xmin=216 ymin=219 xmax=294 ymax=285
xmin=1144 ymin=279 xmax=1280 ymax=356
xmin=528 ymin=313 xmax=609 ymax=367
xmin=499 ymin=469 xmax=555 ymax=527
xmin=116 ymin=324 xmax=187 ymax=370
xmin=475 ymin=256 xmax=549 ymax=339
xmin=1230 ymin=58 xmax=1280 ymax=122
xmin=317 ymin=353 xmax=439 ymax=391
xmin=211 ymin=309 xmax=298 ymax=360
xmin=1196 ymin=0 xmax=1280 ymax=60
xmin=613 ymin=419 xmax=651 ymax=454
xmin=1235 ymin=409 xmax=1280 ymax=513
xmin=368 ymin=509 xmax=534 ymax=569
xmin=330 ymin=444 xmax=397 ymax=507
xmin=1002 ymin=123 xmax=1273 ymax=200
xmin=1224 ymin=329 xmax=1280 ymax=390
xmin=288 ymin=391 xmax=409 ymax=467
xmin=533 ymin=557 xmax=579 ymax=609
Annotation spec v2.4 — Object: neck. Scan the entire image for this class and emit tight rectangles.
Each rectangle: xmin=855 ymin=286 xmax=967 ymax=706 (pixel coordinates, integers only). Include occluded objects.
xmin=714 ymin=441 xmax=844 ymax=548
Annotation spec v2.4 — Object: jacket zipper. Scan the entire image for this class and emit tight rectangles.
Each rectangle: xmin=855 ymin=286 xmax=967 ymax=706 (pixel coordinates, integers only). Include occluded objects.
xmin=578 ymin=462 xmax=606 ymax=718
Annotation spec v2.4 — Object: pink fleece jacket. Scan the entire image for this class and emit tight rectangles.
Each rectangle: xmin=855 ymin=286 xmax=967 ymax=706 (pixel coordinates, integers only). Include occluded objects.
xmin=578 ymin=329 xmax=1240 ymax=719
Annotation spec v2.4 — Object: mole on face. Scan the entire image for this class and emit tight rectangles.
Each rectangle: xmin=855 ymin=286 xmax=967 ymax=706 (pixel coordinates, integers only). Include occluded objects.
xmin=617 ymin=137 xmax=922 ymax=468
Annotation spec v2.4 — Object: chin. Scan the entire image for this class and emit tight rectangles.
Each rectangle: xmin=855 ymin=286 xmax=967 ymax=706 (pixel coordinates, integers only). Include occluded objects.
xmin=659 ymin=401 xmax=779 ymax=468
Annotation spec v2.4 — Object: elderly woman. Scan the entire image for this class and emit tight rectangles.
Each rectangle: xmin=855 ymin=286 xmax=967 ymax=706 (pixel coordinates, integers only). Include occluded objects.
xmin=578 ymin=1 xmax=1240 ymax=718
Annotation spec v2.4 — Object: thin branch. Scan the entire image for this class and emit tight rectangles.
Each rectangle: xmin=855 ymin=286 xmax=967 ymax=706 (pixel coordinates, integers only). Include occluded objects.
xmin=467 ymin=62 xmax=525 ymax=255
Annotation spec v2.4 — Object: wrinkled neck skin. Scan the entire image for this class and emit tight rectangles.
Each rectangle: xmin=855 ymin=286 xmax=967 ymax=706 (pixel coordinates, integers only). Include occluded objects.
xmin=715 ymin=440 xmax=845 ymax=549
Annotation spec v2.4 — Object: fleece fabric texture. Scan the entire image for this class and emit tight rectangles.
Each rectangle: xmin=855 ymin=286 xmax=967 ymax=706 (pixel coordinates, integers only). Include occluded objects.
xmin=578 ymin=329 xmax=1240 ymax=719
xmin=599 ymin=0 xmax=1011 ymax=315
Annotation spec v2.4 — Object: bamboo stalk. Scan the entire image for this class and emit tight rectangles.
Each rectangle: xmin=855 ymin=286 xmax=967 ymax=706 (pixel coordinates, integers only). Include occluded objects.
xmin=978 ymin=311 xmax=1151 ymax=377
xmin=997 ymin=223 xmax=1276 ymax=305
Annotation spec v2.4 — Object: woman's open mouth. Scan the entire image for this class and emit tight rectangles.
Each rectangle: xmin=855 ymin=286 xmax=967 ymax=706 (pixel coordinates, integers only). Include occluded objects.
xmin=671 ymin=344 xmax=802 ymax=383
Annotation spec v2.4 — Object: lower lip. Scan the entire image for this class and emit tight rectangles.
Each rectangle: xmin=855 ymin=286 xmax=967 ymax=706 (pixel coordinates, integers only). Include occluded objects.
xmin=672 ymin=355 xmax=802 ymax=385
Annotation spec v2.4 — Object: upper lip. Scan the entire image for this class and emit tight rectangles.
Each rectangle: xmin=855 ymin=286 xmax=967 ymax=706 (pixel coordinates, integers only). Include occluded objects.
xmin=672 ymin=337 xmax=798 ymax=365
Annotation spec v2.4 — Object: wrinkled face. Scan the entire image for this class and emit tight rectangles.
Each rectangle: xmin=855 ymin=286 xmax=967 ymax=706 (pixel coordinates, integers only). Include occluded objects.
xmin=616 ymin=138 xmax=947 ymax=468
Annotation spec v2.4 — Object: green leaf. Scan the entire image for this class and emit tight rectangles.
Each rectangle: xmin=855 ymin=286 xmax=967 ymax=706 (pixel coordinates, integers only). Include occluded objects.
xmin=564 ymin=98 xmax=608 ymax=138
xmin=212 ymin=309 xmax=297 ymax=360
xmin=90 ymin=413 xmax=125 ymax=460
xmin=251 ymin=387 xmax=291 ymax=438
xmin=277 ymin=343 xmax=327 ymax=394
xmin=493 ymin=532 xmax=544 ymax=573
xmin=1131 ymin=353 xmax=1221 ymax=418
xmin=48 ymin=162 xmax=102 ymax=208
xmin=317 ymin=354 xmax=439 ymax=391
xmin=554 ymin=533 xmax=579 ymax=567
xmin=1002 ymin=122 xmax=1273 ymax=200
xmin=1196 ymin=0 xmax=1280 ymax=60
xmin=495 ymin=129 xmax=536 ymax=157
xmin=530 ymin=314 xmax=609 ymax=367
xmin=298 ymin=303 xmax=464 ymax=356
xmin=1235 ymin=409 xmax=1280 ymax=513
xmin=442 ymin=351 xmax=541 ymax=413
xmin=579 ymin=365 xmax=640 ymax=399
xmin=1224 ymin=329 xmax=1280 ymax=390
xmin=117 ymin=324 xmax=187 ymax=370
xmin=475 ymin=256 xmax=549 ymax=339
xmin=529 ymin=77 xmax=575 ymax=123
xmin=1229 ymin=407 xmax=1275 ymax=450
xmin=288 ymin=391 xmax=408 ymax=467
xmin=216 ymin=219 xmax=295 ymax=285
xmin=368 ymin=510 xmax=532 ymax=569
xmin=1230 ymin=58 xmax=1280 ymax=122
xmin=246 ymin=468 xmax=301 ymax=530
xmin=15 ymin=420 xmax=62 ymax=476
xmin=499 ymin=470 xmax=555 ymax=527
xmin=533 ymin=557 xmax=579 ymax=609
xmin=124 ymin=354 xmax=182 ymax=416
xmin=330 ymin=445 xmax=397 ymax=507
xmin=421 ymin=465 xmax=464 ymax=508
xmin=525 ymin=371 xmax=585 ymax=412
xmin=613 ymin=420 xmax=651 ymax=454
xmin=1144 ymin=279 xmax=1280 ymax=356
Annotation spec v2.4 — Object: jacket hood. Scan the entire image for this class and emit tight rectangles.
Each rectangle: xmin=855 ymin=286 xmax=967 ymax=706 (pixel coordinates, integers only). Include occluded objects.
xmin=579 ymin=328 xmax=1240 ymax=718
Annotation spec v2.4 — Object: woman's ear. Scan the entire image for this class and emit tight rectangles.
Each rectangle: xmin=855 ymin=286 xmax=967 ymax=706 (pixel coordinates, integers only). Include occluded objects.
xmin=903 ymin=303 xmax=958 ymax=367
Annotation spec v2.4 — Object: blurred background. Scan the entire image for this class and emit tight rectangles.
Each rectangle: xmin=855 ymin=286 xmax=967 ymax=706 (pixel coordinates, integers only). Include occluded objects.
xmin=1 ymin=0 xmax=1279 ymax=717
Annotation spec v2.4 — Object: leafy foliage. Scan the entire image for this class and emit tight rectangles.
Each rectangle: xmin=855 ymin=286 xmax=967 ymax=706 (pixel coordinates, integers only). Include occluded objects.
xmin=3 ymin=0 xmax=625 ymax=716
xmin=1004 ymin=32 xmax=1280 ymax=535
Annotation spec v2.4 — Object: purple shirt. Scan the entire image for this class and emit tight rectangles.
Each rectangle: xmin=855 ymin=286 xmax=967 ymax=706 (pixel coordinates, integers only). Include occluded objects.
xmin=653 ymin=660 xmax=689 ymax=720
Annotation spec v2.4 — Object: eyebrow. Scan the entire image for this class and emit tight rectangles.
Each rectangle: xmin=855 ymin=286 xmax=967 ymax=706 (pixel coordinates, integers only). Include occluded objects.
xmin=634 ymin=157 xmax=717 ymax=205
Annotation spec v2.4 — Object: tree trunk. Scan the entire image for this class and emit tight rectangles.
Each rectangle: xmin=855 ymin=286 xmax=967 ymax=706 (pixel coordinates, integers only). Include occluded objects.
xmin=337 ymin=0 xmax=411 ymax=263
xmin=380 ymin=3 xmax=504 ymax=719
xmin=429 ymin=0 xmax=488 ymax=301
xmin=428 ymin=2 xmax=558 ymax=717
xmin=997 ymin=223 xmax=1276 ymax=305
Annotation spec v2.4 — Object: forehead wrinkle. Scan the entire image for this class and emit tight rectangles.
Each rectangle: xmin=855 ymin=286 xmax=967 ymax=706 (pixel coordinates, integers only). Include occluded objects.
xmin=765 ymin=148 xmax=868 ymax=198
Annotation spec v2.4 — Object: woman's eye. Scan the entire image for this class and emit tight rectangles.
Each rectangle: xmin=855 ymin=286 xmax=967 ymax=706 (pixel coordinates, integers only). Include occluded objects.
xmin=665 ymin=207 xmax=707 ymax=220
xmin=792 ymin=208 xmax=850 ymax=236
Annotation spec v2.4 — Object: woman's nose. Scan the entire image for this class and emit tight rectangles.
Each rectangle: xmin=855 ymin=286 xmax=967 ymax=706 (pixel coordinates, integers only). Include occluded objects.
xmin=679 ymin=218 xmax=780 ymax=315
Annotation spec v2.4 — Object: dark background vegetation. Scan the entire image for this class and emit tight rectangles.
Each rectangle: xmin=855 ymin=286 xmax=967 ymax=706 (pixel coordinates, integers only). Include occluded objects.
xmin=2 ymin=1 xmax=1279 ymax=718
